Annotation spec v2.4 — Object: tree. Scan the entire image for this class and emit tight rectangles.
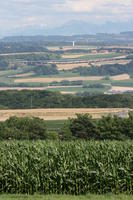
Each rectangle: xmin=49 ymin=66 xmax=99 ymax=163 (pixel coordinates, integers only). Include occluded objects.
xmin=5 ymin=116 xmax=47 ymax=140
xmin=69 ymin=114 xmax=99 ymax=139
xmin=59 ymin=122 xmax=72 ymax=140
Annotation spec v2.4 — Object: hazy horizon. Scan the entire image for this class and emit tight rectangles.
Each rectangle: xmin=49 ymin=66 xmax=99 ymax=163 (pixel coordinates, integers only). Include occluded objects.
xmin=1 ymin=0 xmax=133 ymax=36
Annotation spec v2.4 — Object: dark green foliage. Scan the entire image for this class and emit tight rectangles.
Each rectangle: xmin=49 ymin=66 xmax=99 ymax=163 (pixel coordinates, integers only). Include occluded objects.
xmin=97 ymin=115 xmax=127 ymax=140
xmin=69 ymin=114 xmax=99 ymax=139
xmin=0 ymin=117 xmax=47 ymax=140
xmin=0 ymin=42 xmax=48 ymax=53
xmin=0 ymin=59 xmax=9 ymax=70
xmin=33 ymin=64 xmax=59 ymax=75
xmin=72 ymin=60 xmax=133 ymax=76
xmin=1 ymin=114 xmax=133 ymax=141
xmin=50 ymin=80 xmax=83 ymax=86
xmin=59 ymin=122 xmax=72 ymax=140
xmin=1 ymin=91 xmax=133 ymax=109
xmin=60 ymin=114 xmax=133 ymax=140
xmin=83 ymin=84 xmax=105 ymax=89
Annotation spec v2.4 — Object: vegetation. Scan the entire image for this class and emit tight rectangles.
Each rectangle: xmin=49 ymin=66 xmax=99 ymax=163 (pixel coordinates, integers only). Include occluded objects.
xmin=60 ymin=114 xmax=133 ymax=140
xmin=0 ymin=117 xmax=47 ymax=140
xmin=0 ymin=194 xmax=133 ymax=200
xmin=50 ymin=80 xmax=83 ymax=86
xmin=0 ymin=59 xmax=9 ymax=70
xmin=1 ymin=114 xmax=133 ymax=141
xmin=7 ymin=53 xmax=61 ymax=61
xmin=83 ymin=84 xmax=105 ymax=89
xmin=72 ymin=61 xmax=133 ymax=76
xmin=1 ymin=140 xmax=133 ymax=194
xmin=0 ymin=91 xmax=133 ymax=109
xmin=0 ymin=42 xmax=48 ymax=53
xmin=32 ymin=64 xmax=59 ymax=75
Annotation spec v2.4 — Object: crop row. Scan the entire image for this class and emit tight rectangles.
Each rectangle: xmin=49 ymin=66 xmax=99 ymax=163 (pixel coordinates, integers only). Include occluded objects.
xmin=0 ymin=141 xmax=133 ymax=194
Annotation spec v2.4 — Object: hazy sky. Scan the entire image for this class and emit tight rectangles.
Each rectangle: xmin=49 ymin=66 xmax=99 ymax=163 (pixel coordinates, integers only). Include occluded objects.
xmin=1 ymin=0 xmax=133 ymax=33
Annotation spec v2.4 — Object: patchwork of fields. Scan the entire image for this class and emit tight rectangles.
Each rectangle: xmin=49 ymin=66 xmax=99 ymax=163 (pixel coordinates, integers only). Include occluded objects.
xmin=1 ymin=44 xmax=133 ymax=199
xmin=0 ymin=45 xmax=133 ymax=94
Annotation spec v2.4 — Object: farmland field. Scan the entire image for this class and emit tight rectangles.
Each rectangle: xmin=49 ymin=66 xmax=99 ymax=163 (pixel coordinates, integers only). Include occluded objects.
xmin=77 ymin=52 xmax=122 ymax=60
xmin=57 ymin=62 xmax=90 ymax=71
xmin=0 ymin=108 xmax=129 ymax=121
xmin=14 ymin=76 xmax=104 ymax=83
xmin=111 ymin=74 xmax=130 ymax=81
xmin=93 ymin=59 xmax=130 ymax=66
xmin=0 ymin=194 xmax=133 ymax=200
xmin=0 ymin=44 xmax=131 ymax=95
xmin=1 ymin=141 xmax=133 ymax=195
xmin=109 ymin=86 xmax=133 ymax=93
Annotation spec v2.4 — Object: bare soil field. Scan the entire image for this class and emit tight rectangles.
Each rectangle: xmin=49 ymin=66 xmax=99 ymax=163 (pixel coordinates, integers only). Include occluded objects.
xmin=110 ymin=86 xmax=133 ymax=93
xmin=57 ymin=62 xmax=90 ymax=70
xmin=111 ymin=74 xmax=130 ymax=81
xmin=0 ymin=108 xmax=129 ymax=121
xmin=14 ymin=76 xmax=104 ymax=83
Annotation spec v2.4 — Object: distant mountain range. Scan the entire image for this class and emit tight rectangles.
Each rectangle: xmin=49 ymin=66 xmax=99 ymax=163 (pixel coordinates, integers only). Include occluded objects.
xmin=8 ymin=20 xmax=133 ymax=36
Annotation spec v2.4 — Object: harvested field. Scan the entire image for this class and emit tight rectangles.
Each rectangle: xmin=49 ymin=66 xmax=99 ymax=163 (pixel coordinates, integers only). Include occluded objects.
xmin=110 ymin=86 xmax=133 ymax=93
xmin=93 ymin=59 xmax=130 ymax=67
xmin=111 ymin=74 xmax=130 ymax=81
xmin=62 ymin=54 xmax=88 ymax=59
xmin=0 ymin=85 xmax=82 ymax=91
xmin=62 ymin=52 xmax=110 ymax=59
xmin=57 ymin=62 xmax=90 ymax=70
xmin=14 ymin=76 xmax=104 ymax=83
xmin=0 ymin=108 xmax=129 ymax=121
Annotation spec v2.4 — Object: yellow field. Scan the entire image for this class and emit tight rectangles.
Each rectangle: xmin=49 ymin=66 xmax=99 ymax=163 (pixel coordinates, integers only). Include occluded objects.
xmin=57 ymin=59 xmax=129 ymax=71
xmin=0 ymin=108 xmax=129 ymax=121
xmin=14 ymin=76 xmax=104 ymax=83
xmin=62 ymin=54 xmax=88 ymax=59
xmin=93 ymin=59 xmax=130 ymax=67
xmin=61 ymin=52 xmax=109 ymax=59
xmin=57 ymin=62 xmax=90 ymax=70
xmin=111 ymin=74 xmax=130 ymax=81
xmin=111 ymin=86 xmax=133 ymax=92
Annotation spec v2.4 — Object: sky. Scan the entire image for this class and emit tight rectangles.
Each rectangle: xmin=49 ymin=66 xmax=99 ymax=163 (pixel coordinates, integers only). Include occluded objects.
xmin=1 ymin=0 xmax=133 ymax=35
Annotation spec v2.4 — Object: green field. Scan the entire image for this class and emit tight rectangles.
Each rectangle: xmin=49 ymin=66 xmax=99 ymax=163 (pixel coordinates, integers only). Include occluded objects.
xmin=0 ymin=47 xmax=130 ymax=94
xmin=1 ymin=141 xmax=133 ymax=195
xmin=0 ymin=194 xmax=133 ymax=200
xmin=77 ymin=53 xmax=122 ymax=60
xmin=47 ymin=86 xmax=108 ymax=94
xmin=46 ymin=120 xmax=66 ymax=131
xmin=112 ymin=78 xmax=133 ymax=87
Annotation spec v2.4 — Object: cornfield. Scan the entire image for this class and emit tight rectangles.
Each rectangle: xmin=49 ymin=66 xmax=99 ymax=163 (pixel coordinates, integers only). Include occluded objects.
xmin=0 ymin=140 xmax=133 ymax=194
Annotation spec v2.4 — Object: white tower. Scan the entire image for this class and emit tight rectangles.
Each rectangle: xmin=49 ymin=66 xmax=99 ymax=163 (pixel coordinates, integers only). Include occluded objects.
xmin=73 ymin=41 xmax=75 ymax=47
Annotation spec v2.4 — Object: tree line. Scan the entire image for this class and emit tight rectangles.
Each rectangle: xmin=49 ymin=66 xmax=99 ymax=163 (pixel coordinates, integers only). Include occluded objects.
xmin=72 ymin=60 xmax=133 ymax=76
xmin=0 ymin=91 xmax=133 ymax=109
xmin=1 ymin=113 xmax=133 ymax=141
